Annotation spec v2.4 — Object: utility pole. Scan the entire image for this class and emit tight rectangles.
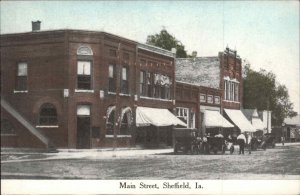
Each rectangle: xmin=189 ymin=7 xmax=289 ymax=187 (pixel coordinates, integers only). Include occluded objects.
xmin=113 ymin=42 xmax=122 ymax=150
xmin=267 ymin=99 xmax=269 ymax=133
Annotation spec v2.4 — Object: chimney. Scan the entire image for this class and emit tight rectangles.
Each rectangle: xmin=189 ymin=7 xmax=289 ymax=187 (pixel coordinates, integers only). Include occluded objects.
xmin=32 ymin=21 xmax=41 ymax=31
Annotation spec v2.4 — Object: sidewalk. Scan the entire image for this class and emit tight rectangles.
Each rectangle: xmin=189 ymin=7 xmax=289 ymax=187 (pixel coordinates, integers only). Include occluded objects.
xmin=1 ymin=147 xmax=174 ymax=163
xmin=275 ymin=142 xmax=300 ymax=147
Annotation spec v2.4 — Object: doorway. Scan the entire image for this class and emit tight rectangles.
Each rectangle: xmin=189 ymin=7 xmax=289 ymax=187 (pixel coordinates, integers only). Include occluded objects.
xmin=77 ymin=105 xmax=91 ymax=149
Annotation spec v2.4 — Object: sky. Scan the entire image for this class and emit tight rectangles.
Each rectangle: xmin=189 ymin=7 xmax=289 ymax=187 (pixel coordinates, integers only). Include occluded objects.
xmin=1 ymin=1 xmax=299 ymax=113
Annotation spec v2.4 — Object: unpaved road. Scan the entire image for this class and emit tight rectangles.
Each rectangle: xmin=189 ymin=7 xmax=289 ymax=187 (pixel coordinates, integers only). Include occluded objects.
xmin=1 ymin=145 xmax=300 ymax=179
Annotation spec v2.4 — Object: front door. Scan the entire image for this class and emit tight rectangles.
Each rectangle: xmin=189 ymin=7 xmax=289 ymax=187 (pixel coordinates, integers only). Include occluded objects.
xmin=77 ymin=116 xmax=91 ymax=149
xmin=77 ymin=105 xmax=91 ymax=149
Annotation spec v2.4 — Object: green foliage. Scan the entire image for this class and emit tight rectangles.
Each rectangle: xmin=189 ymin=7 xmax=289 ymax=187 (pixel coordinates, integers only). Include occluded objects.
xmin=146 ymin=29 xmax=187 ymax=58
xmin=243 ymin=65 xmax=297 ymax=126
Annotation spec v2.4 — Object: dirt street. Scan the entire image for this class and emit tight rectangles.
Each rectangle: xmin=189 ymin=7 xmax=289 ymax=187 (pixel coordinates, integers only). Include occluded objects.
xmin=1 ymin=145 xmax=300 ymax=179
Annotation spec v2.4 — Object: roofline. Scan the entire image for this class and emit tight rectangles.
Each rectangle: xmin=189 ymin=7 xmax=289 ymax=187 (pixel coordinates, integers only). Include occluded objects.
xmin=175 ymin=80 xmax=200 ymax=87
xmin=176 ymin=56 xmax=219 ymax=60
xmin=1 ymin=28 xmax=174 ymax=58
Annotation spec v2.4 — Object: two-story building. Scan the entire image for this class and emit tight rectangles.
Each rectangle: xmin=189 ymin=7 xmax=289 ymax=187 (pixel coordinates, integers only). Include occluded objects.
xmin=1 ymin=23 xmax=185 ymax=149
xmin=175 ymin=48 xmax=256 ymax=137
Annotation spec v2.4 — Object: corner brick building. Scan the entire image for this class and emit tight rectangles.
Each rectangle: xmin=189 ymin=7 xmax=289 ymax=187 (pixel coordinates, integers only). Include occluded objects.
xmin=1 ymin=28 xmax=186 ymax=149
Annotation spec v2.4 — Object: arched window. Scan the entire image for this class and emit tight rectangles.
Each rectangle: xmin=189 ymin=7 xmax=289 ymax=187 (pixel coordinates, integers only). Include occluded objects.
xmin=77 ymin=46 xmax=93 ymax=90
xmin=106 ymin=106 xmax=115 ymax=135
xmin=77 ymin=46 xmax=93 ymax=56
xmin=39 ymin=103 xmax=58 ymax=125
xmin=120 ymin=107 xmax=132 ymax=135
xmin=1 ymin=119 xmax=16 ymax=135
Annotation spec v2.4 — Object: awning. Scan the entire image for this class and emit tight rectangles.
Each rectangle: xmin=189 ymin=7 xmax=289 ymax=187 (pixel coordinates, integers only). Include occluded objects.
xmin=136 ymin=107 xmax=187 ymax=127
xmin=224 ymin=109 xmax=256 ymax=132
xmin=205 ymin=110 xmax=234 ymax=128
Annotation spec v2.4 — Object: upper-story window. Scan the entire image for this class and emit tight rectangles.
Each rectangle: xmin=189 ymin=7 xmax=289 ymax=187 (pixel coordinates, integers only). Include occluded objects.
xmin=224 ymin=77 xmax=239 ymax=102
xmin=207 ymin=95 xmax=213 ymax=104
xmin=108 ymin=64 xmax=116 ymax=92
xmin=214 ymin=96 xmax=220 ymax=104
xmin=39 ymin=103 xmax=58 ymax=126
xmin=234 ymin=83 xmax=239 ymax=101
xmin=77 ymin=46 xmax=93 ymax=90
xmin=121 ymin=66 xmax=129 ymax=94
xmin=140 ymin=71 xmax=146 ymax=96
xmin=16 ymin=62 xmax=28 ymax=91
xmin=77 ymin=61 xmax=91 ymax=90
xmin=147 ymin=72 xmax=153 ymax=97
xmin=200 ymin=94 xmax=206 ymax=103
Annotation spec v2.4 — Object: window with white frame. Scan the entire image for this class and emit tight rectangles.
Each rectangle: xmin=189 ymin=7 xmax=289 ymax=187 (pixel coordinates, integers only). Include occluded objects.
xmin=16 ymin=62 xmax=28 ymax=91
xmin=140 ymin=71 xmax=146 ymax=96
xmin=234 ymin=83 xmax=239 ymax=101
xmin=121 ymin=66 xmax=129 ymax=94
xmin=77 ymin=61 xmax=91 ymax=89
xmin=207 ymin=95 xmax=213 ymax=104
xmin=175 ymin=107 xmax=195 ymax=128
xmin=200 ymin=94 xmax=206 ymax=102
xmin=108 ymin=64 xmax=116 ymax=92
xmin=224 ymin=78 xmax=239 ymax=102
xmin=214 ymin=96 xmax=220 ymax=104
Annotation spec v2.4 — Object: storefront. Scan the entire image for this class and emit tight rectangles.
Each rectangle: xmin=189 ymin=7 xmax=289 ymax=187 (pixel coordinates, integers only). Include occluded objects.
xmin=135 ymin=107 xmax=186 ymax=147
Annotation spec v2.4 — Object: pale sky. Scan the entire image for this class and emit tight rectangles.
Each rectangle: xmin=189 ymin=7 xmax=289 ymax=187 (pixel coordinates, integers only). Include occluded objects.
xmin=1 ymin=1 xmax=299 ymax=113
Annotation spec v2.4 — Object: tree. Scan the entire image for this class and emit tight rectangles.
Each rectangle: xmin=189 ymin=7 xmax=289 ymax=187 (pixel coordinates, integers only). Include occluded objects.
xmin=146 ymin=29 xmax=187 ymax=58
xmin=243 ymin=64 xmax=297 ymax=126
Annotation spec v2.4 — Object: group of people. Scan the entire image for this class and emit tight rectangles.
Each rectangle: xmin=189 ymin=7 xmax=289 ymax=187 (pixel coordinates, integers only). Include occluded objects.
xmin=213 ymin=131 xmax=252 ymax=154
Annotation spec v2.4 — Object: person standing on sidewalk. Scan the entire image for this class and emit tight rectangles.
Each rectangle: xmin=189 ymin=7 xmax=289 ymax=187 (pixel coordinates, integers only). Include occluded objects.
xmin=237 ymin=133 xmax=246 ymax=154
xmin=246 ymin=133 xmax=252 ymax=154
xmin=281 ymin=136 xmax=285 ymax=146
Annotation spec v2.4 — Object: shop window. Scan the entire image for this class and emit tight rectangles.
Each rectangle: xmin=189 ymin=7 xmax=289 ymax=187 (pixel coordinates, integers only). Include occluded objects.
xmin=16 ymin=62 xmax=28 ymax=91
xmin=176 ymin=107 xmax=194 ymax=128
xmin=108 ymin=64 xmax=116 ymax=92
xmin=176 ymin=107 xmax=188 ymax=124
xmin=106 ymin=106 xmax=115 ymax=135
xmin=77 ymin=61 xmax=91 ymax=89
xmin=200 ymin=94 xmax=206 ymax=103
xmin=207 ymin=95 xmax=213 ymax=104
xmin=189 ymin=112 xmax=195 ymax=129
xmin=140 ymin=71 xmax=146 ymax=96
xmin=120 ymin=107 xmax=132 ymax=135
xmin=1 ymin=119 xmax=16 ymax=135
xmin=39 ymin=103 xmax=58 ymax=125
xmin=121 ymin=66 xmax=129 ymax=94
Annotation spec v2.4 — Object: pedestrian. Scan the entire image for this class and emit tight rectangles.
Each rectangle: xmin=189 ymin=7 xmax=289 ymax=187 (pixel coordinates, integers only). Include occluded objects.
xmin=246 ymin=133 xmax=252 ymax=154
xmin=237 ymin=133 xmax=246 ymax=155
xmin=281 ymin=136 xmax=285 ymax=146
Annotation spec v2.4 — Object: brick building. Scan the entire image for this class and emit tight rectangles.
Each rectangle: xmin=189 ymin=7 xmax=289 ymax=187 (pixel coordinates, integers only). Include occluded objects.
xmin=176 ymin=48 xmax=256 ymax=137
xmin=1 ymin=27 xmax=185 ymax=149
